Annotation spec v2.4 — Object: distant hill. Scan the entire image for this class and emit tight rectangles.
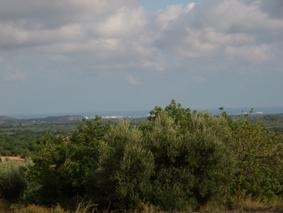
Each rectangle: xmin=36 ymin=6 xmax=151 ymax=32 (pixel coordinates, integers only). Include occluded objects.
xmin=0 ymin=115 xmax=84 ymax=126
xmin=40 ymin=115 xmax=84 ymax=123
xmin=0 ymin=116 xmax=15 ymax=121
xmin=0 ymin=116 xmax=17 ymax=125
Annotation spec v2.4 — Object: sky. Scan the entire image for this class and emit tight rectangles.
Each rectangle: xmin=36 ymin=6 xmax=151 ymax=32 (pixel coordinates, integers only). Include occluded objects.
xmin=0 ymin=0 xmax=283 ymax=115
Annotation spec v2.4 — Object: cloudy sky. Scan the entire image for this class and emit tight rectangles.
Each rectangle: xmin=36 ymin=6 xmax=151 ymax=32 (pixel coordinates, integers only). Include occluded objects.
xmin=0 ymin=0 xmax=283 ymax=115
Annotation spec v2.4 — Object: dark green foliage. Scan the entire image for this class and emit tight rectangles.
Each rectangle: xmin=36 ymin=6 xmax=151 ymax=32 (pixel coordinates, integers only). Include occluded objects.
xmin=97 ymin=123 xmax=154 ymax=208
xmin=144 ymin=104 xmax=234 ymax=210
xmin=229 ymin=118 xmax=283 ymax=198
xmin=27 ymin=121 xmax=154 ymax=209
xmin=0 ymin=161 xmax=27 ymax=202
xmin=23 ymin=100 xmax=283 ymax=211
xmin=72 ymin=116 xmax=109 ymax=144
xmin=26 ymin=118 xmax=109 ymax=205
xmin=0 ymin=134 xmax=37 ymax=157
xmin=0 ymin=122 xmax=78 ymax=157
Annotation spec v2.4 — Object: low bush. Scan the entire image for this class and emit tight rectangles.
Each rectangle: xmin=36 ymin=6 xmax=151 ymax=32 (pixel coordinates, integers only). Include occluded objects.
xmin=0 ymin=161 xmax=27 ymax=202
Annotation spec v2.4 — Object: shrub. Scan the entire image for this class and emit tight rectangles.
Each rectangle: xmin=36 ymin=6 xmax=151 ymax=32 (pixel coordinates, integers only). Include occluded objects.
xmin=95 ymin=122 xmax=154 ymax=209
xmin=0 ymin=161 xmax=27 ymax=202
xmin=143 ymin=110 xmax=234 ymax=210
xmin=26 ymin=118 xmax=110 ymax=205
xmin=26 ymin=100 xmax=283 ymax=211
xmin=229 ymin=118 xmax=283 ymax=198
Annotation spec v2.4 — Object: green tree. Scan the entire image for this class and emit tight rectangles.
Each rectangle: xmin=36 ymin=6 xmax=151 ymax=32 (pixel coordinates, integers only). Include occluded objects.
xmin=27 ymin=118 xmax=110 ymax=206
xmin=143 ymin=107 xmax=234 ymax=210
xmin=96 ymin=122 xmax=154 ymax=209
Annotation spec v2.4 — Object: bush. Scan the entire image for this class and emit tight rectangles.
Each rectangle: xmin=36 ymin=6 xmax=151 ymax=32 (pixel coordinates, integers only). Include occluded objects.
xmin=25 ymin=100 xmax=283 ymax=211
xmin=229 ymin=118 xmax=283 ymax=198
xmin=0 ymin=161 xmax=27 ymax=202
xmin=96 ymin=122 xmax=154 ymax=209
xmin=26 ymin=119 xmax=110 ymax=205
xmin=143 ymin=108 xmax=234 ymax=210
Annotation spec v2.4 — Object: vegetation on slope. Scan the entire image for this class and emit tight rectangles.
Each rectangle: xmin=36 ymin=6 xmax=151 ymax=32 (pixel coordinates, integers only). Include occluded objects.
xmin=0 ymin=101 xmax=282 ymax=212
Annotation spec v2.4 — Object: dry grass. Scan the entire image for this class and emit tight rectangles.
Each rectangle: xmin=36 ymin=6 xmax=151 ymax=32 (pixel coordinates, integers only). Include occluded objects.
xmin=136 ymin=203 xmax=164 ymax=213
xmin=0 ymin=201 xmax=98 ymax=213
xmin=1 ymin=204 xmax=68 ymax=213
xmin=238 ymin=198 xmax=283 ymax=212
xmin=199 ymin=200 xmax=226 ymax=213
xmin=0 ymin=199 xmax=282 ymax=213
xmin=198 ymin=198 xmax=283 ymax=213
xmin=0 ymin=156 xmax=24 ymax=162
xmin=0 ymin=199 xmax=10 ymax=212
xmin=13 ymin=204 xmax=62 ymax=213
xmin=74 ymin=201 xmax=97 ymax=213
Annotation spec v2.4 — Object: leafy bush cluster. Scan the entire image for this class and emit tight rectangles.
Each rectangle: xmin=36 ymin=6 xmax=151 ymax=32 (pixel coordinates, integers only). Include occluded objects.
xmin=1 ymin=101 xmax=282 ymax=211
xmin=0 ymin=161 xmax=27 ymax=202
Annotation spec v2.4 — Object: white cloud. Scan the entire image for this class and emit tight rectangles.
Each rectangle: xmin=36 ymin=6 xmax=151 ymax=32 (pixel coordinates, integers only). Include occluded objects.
xmin=225 ymin=45 xmax=271 ymax=62
xmin=156 ymin=3 xmax=195 ymax=30
xmin=0 ymin=0 xmax=282 ymax=79
xmin=170 ymin=28 xmax=255 ymax=58
xmin=127 ymin=75 xmax=141 ymax=86
xmin=96 ymin=7 xmax=146 ymax=38
xmin=0 ymin=23 xmax=83 ymax=48
xmin=152 ymin=0 xmax=283 ymax=62
xmin=251 ymin=0 xmax=283 ymax=18
xmin=201 ymin=0 xmax=283 ymax=32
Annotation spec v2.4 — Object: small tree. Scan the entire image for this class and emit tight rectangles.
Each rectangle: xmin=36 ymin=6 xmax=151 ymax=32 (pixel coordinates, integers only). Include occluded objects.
xmin=97 ymin=122 xmax=154 ymax=209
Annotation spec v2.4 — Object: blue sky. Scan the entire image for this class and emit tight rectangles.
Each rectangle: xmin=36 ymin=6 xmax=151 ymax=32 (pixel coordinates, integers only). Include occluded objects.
xmin=0 ymin=0 xmax=283 ymax=115
xmin=139 ymin=0 xmax=191 ymax=10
